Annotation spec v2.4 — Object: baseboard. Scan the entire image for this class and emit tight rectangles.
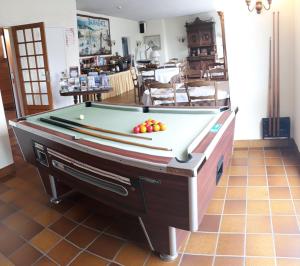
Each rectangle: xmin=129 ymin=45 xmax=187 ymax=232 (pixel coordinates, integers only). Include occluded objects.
xmin=234 ymin=138 xmax=296 ymax=149
xmin=0 ymin=163 xmax=15 ymax=179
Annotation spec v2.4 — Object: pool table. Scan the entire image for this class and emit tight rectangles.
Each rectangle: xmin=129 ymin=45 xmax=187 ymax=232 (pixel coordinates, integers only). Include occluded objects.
xmin=10 ymin=102 xmax=236 ymax=260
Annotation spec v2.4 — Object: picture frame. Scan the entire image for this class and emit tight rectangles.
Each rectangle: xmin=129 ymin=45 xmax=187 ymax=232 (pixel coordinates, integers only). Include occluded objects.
xmin=144 ymin=35 xmax=161 ymax=50
xmin=69 ymin=66 xmax=79 ymax=78
xmin=77 ymin=14 xmax=112 ymax=57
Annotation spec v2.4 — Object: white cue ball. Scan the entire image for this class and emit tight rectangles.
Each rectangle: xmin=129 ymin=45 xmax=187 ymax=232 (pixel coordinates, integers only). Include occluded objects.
xmin=79 ymin=114 xmax=85 ymax=120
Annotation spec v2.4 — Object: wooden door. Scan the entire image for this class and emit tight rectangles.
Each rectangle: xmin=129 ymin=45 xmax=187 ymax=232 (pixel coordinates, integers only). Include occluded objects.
xmin=12 ymin=22 xmax=53 ymax=115
xmin=0 ymin=28 xmax=15 ymax=110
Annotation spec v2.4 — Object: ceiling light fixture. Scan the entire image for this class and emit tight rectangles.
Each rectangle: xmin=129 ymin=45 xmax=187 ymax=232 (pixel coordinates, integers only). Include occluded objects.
xmin=245 ymin=0 xmax=272 ymax=14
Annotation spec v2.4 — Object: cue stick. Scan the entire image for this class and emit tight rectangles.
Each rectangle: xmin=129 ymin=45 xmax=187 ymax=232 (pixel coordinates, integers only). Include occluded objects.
xmin=49 ymin=116 xmax=152 ymax=141
xmin=40 ymin=118 xmax=172 ymax=152
xmin=276 ymin=12 xmax=280 ymax=136
xmin=272 ymin=12 xmax=276 ymax=137
xmin=268 ymin=37 xmax=272 ymax=135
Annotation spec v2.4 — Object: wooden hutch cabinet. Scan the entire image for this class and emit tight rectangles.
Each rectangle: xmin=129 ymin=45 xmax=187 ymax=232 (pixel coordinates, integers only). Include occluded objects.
xmin=186 ymin=18 xmax=216 ymax=71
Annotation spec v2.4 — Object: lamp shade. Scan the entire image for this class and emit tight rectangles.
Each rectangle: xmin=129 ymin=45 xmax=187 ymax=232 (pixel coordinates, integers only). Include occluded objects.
xmin=151 ymin=50 xmax=160 ymax=58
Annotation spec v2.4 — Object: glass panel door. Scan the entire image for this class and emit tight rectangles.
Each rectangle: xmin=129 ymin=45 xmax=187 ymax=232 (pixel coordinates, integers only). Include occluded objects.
xmin=12 ymin=22 xmax=52 ymax=115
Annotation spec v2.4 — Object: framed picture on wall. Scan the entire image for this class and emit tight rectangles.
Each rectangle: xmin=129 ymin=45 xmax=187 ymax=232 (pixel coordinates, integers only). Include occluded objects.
xmin=77 ymin=14 xmax=112 ymax=57
xmin=144 ymin=35 xmax=161 ymax=50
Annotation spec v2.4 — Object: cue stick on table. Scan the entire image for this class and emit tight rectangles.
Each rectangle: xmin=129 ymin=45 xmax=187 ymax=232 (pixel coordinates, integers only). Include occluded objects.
xmin=49 ymin=116 xmax=152 ymax=141
xmin=40 ymin=118 xmax=172 ymax=152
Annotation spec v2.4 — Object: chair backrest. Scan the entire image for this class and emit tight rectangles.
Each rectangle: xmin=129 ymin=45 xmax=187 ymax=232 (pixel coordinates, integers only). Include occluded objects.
xmin=185 ymin=80 xmax=217 ymax=106
xmin=146 ymin=82 xmax=176 ymax=106
xmin=129 ymin=67 xmax=138 ymax=85
xmin=182 ymin=69 xmax=203 ymax=81
xmin=207 ymin=67 xmax=227 ymax=81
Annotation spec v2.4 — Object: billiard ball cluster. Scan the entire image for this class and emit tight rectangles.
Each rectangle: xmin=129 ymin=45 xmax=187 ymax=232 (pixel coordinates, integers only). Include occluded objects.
xmin=133 ymin=119 xmax=167 ymax=134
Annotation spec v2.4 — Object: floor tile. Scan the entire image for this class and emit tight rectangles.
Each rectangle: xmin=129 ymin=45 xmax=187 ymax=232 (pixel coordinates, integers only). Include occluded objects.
xmin=267 ymin=166 xmax=285 ymax=175
xmin=265 ymin=157 xmax=283 ymax=165
xmin=213 ymin=187 xmax=226 ymax=199
xmin=272 ymin=216 xmax=300 ymax=234
xmin=9 ymin=243 xmax=42 ymax=266
xmin=34 ymin=208 xmax=61 ymax=227
xmin=247 ymin=200 xmax=270 ymax=214
xmin=277 ymin=258 xmax=300 ymax=266
xmin=198 ymin=215 xmax=221 ymax=232
xmin=30 ymin=229 xmax=61 ymax=253
xmin=216 ymin=234 xmax=244 ymax=256
xmin=294 ymin=200 xmax=300 ymax=214
xmin=223 ymin=200 xmax=246 ymax=214
xmin=226 ymin=187 xmax=246 ymax=200
xmin=0 ymin=229 xmax=25 ymax=256
xmin=83 ymin=213 xmax=112 ymax=231
xmin=115 ymin=243 xmax=149 ymax=266
xmin=33 ymin=256 xmax=58 ymax=266
xmin=185 ymin=232 xmax=217 ymax=254
xmin=64 ymin=205 xmax=91 ymax=223
xmin=270 ymin=200 xmax=295 ymax=215
xmin=248 ymin=176 xmax=268 ymax=186
xmin=275 ymin=235 xmax=300 ymax=257
xmin=180 ymin=255 xmax=213 ymax=266
xmin=228 ymin=176 xmax=247 ymax=186
xmin=220 ymin=215 xmax=245 ymax=233
xmin=248 ymin=158 xmax=265 ymax=166
xmin=290 ymin=187 xmax=300 ymax=199
xmin=285 ymin=166 xmax=300 ymax=176
xmin=287 ymin=176 xmax=300 ymax=186
xmin=48 ymin=240 xmax=80 ymax=265
xmin=69 ymin=252 xmax=108 ymax=266
xmin=247 ymin=215 xmax=271 ymax=233
xmin=248 ymin=166 xmax=266 ymax=175
xmin=66 ymin=225 xmax=98 ymax=248
xmin=49 ymin=217 xmax=77 ymax=237
xmin=269 ymin=187 xmax=291 ymax=199
xmin=246 ymin=234 xmax=274 ymax=256
xmin=206 ymin=200 xmax=224 ymax=214
xmin=268 ymin=176 xmax=289 ymax=186
xmin=246 ymin=257 xmax=275 ymax=266
xmin=247 ymin=187 xmax=269 ymax=200
xmin=214 ymin=256 xmax=244 ymax=266
xmin=228 ymin=166 xmax=247 ymax=176
xmin=231 ymin=158 xmax=248 ymax=166
xmin=87 ymin=234 xmax=124 ymax=260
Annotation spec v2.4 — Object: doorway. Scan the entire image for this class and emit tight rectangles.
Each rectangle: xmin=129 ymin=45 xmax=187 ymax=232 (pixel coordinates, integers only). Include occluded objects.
xmin=122 ymin=37 xmax=129 ymax=57
xmin=0 ymin=28 xmax=16 ymax=126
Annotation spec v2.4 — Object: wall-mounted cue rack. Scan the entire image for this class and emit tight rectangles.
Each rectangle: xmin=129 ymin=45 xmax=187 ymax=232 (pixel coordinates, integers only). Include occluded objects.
xmin=262 ymin=12 xmax=290 ymax=139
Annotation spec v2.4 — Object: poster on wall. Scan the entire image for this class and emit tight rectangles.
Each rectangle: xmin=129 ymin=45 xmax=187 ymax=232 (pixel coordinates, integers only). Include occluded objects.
xmin=77 ymin=14 xmax=112 ymax=57
xmin=144 ymin=35 xmax=161 ymax=50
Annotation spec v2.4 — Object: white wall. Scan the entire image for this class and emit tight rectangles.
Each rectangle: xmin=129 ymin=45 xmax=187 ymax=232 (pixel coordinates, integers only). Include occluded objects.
xmin=294 ymin=0 xmax=300 ymax=147
xmin=0 ymin=92 xmax=13 ymax=169
xmin=224 ymin=0 xmax=294 ymax=140
xmin=77 ymin=10 xmax=140 ymax=58
xmin=0 ymin=0 xmax=79 ymax=110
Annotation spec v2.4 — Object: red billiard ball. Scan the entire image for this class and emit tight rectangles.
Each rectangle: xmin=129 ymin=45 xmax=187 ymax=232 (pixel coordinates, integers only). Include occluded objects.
xmin=146 ymin=125 xmax=153 ymax=133
xmin=133 ymin=126 xmax=140 ymax=134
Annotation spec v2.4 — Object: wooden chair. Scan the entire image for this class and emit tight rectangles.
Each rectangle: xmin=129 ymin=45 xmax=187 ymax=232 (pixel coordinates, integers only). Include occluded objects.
xmin=146 ymin=82 xmax=176 ymax=106
xmin=137 ymin=67 xmax=157 ymax=100
xmin=185 ymin=80 xmax=217 ymax=106
xmin=129 ymin=67 xmax=141 ymax=103
xmin=207 ymin=67 xmax=227 ymax=81
xmin=182 ymin=69 xmax=203 ymax=81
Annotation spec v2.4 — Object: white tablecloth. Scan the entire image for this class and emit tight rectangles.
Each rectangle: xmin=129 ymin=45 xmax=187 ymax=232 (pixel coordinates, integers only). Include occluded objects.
xmin=142 ymin=84 xmax=229 ymax=106
xmin=142 ymin=67 xmax=180 ymax=83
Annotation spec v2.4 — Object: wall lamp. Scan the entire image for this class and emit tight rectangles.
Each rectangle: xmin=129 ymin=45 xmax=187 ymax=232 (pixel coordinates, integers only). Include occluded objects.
xmin=245 ymin=0 xmax=272 ymax=14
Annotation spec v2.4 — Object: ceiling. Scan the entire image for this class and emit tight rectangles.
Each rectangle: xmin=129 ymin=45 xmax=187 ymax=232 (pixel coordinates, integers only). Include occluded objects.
xmin=76 ymin=0 xmax=218 ymax=21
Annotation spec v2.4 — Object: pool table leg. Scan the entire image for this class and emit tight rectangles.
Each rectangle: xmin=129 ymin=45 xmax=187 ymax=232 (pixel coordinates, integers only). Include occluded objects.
xmin=138 ymin=217 xmax=178 ymax=261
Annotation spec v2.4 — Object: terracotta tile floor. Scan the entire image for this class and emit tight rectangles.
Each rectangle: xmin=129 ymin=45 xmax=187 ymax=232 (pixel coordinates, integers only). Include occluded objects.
xmin=2 ymin=129 xmax=300 ymax=265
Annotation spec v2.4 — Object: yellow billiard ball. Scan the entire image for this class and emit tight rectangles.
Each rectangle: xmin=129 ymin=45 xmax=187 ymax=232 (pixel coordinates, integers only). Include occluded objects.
xmin=79 ymin=114 xmax=85 ymax=120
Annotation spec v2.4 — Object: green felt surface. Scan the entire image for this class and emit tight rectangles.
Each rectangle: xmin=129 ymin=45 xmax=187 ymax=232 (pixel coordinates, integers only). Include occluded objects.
xmin=27 ymin=103 xmax=220 ymax=160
